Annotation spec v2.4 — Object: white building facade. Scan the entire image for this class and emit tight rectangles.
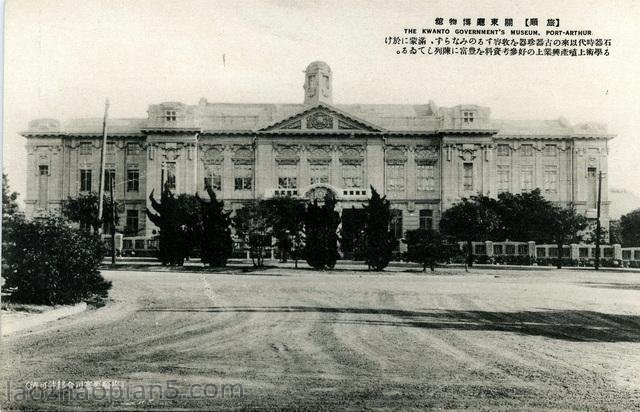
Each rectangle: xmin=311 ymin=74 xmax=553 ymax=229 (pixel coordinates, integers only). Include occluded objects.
xmin=22 ymin=61 xmax=614 ymax=241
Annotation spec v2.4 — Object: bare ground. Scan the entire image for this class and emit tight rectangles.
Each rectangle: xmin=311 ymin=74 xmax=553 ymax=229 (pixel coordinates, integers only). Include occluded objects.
xmin=1 ymin=267 xmax=640 ymax=410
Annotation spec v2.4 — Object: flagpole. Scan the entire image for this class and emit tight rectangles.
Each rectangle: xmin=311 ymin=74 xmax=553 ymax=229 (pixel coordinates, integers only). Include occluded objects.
xmin=97 ymin=99 xmax=110 ymax=235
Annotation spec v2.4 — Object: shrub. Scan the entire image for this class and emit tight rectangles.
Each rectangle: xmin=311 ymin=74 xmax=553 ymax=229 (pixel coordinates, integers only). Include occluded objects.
xmin=198 ymin=186 xmax=233 ymax=267
xmin=304 ymin=194 xmax=340 ymax=270
xmin=405 ymin=229 xmax=451 ymax=271
xmin=146 ymin=186 xmax=198 ymax=266
xmin=363 ymin=187 xmax=397 ymax=271
xmin=2 ymin=215 xmax=111 ymax=305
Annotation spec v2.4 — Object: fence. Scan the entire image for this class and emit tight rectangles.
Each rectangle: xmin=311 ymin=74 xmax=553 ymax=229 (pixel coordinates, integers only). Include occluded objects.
xmin=458 ymin=240 xmax=623 ymax=265
xmin=621 ymin=247 xmax=640 ymax=267
xmin=119 ymin=236 xmax=276 ymax=260
xmin=116 ymin=233 xmax=640 ymax=267
xmin=117 ymin=236 xmax=159 ymax=256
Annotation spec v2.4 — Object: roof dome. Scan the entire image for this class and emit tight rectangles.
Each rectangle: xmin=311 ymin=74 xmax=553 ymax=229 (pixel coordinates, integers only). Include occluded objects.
xmin=306 ymin=61 xmax=331 ymax=72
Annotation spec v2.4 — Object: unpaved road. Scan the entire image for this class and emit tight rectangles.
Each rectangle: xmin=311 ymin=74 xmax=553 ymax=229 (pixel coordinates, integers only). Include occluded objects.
xmin=2 ymin=267 xmax=640 ymax=410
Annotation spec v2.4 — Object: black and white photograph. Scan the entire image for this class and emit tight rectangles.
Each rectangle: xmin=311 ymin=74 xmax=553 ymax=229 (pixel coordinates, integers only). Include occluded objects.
xmin=2 ymin=0 xmax=640 ymax=410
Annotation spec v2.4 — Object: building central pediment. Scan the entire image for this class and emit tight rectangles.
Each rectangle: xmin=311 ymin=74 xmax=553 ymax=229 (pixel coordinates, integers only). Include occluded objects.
xmin=257 ymin=103 xmax=384 ymax=134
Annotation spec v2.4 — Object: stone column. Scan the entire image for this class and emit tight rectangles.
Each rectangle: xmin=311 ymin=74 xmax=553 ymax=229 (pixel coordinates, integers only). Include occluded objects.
xmin=331 ymin=147 xmax=341 ymax=189
xmin=485 ymin=241 xmax=493 ymax=257
xmin=299 ymin=147 xmax=309 ymax=192
xmin=570 ymin=243 xmax=579 ymax=260
xmin=407 ymin=147 xmax=416 ymax=200
xmin=367 ymin=140 xmax=384 ymax=194
xmin=528 ymin=241 xmax=537 ymax=258
xmin=613 ymin=244 xmax=622 ymax=260
xmin=222 ymin=148 xmax=234 ymax=200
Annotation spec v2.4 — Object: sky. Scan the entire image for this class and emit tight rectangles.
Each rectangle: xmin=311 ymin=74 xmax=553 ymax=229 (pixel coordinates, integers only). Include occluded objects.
xmin=3 ymin=0 xmax=640 ymax=199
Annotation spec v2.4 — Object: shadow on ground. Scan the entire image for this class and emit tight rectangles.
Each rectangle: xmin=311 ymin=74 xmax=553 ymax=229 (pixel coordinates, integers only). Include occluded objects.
xmin=139 ymin=306 xmax=640 ymax=343
xmin=580 ymin=281 xmax=640 ymax=291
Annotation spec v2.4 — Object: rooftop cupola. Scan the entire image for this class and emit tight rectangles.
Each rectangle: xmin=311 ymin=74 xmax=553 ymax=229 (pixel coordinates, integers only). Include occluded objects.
xmin=303 ymin=61 xmax=332 ymax=105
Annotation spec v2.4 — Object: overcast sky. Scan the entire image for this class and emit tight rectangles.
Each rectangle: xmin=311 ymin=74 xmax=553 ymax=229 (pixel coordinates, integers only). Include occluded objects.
xmin=4 ymin=0 xmax=639 ymax=198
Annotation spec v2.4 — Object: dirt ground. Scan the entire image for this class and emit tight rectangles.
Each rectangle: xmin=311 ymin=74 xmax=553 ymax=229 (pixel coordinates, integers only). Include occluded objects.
xmin=1 ymin=267 xmax=640 ymax=410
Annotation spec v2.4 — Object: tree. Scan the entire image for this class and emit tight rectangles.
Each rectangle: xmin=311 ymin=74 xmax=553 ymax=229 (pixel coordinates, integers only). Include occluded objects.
xmin=439 ymin=195 xmax=501 ymax=267
xmin=198 ymin=185 xmax=233 ymax=267
xmin=340 ymin=207 xmax=367 ymax=260
xmin=620 ymin=209 xmax=640 ymax=247
xmin=261 ymin=197 xmax=306 ymax=263
xmin=2 ymin=172 xmax=20 ymax=218
xmin=232 ymin=201 xmax=271 ymax=268
xmin=547 ymin=205 xmax=588 ymax=268
xmin=363 ymin=187 xmax=397 ymax=271
xmin=405 ymin=229 xmax=452 ymax=271
xmin=2 ymin=215 xmax=111 ymax=305
xmin=2 ymin=173 xmax=22 ymax=257
xmin=304 ymin=193 xmax=341 ymax=270
xmin=62 ymin=192 xmax=120 ymax=233
xmin=495 ymin=189 xmax=555 ymax=242
xmin=146 ymin=185 xmax=195 ymax=266
xmin=174 ymin=193 xmax=203 ymax=259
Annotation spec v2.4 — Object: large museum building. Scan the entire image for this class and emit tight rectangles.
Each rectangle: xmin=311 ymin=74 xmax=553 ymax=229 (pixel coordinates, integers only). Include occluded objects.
xmin=22 ymin=61 xmax=614 ymax=242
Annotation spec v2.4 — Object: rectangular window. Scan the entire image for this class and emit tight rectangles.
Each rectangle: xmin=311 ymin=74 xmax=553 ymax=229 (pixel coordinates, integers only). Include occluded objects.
xmin=79 ymin=142 xmax=92 ymax=155
xmin=106 ymin=142 xmax=115 ymax=155
xmin=104 ymin=169 xmax=116 ymax=192
xmin=126 ymin=143 xmax=140 ymax=155
xmin=390 ymin=209 xmax=403 ymax=239
xmin=497 ymin=165 xmax=510 ymax=193
xmin=342 ymin=163 xmax=362 ymax=188
xmin=38 ymin=166 xmax=49 ymax=209
xmin=543 ymin=166 xmax=558 ymax=194
xmin=162 ymin=162 xmax=176 ymax=190
xmin=463 ymin=111 xmax=475 ymax=123
xmin=497 ymin=144 xmax=510 ymax=156
xmin=587 ymin=167 xmax=597 ymax=179
xmin=126 ymin=169 xmax=139 ymax=192
xmin=164 ymin=110 xmax=177 ymax=121
xmin=204 ymin=164 xmax=222 ymax=191
xmin=277 ymin=164 xmax=298 ymax=189
xmin=416 ymin=163 xmax=436 ymax=191
xmin=234 ymin=164 xmax=253 ymax=191
xmin=419 ymin=209 xmax=433 ymax=230
xmin=520 ymin=165 xmax=534 ymax=192
xmin=126 ymin=210 xmax=139 ymax=235
xmin=309 ymin=164 xmax=330 ymax=185
xmin=80 ymin=169 xmax=92 ymax=192
xmin=544 ymin=144 xmax=557 ymax=156
xmin=386 ymin=164 xmax=405 ymax=191
xmin=521 ymin=144 xmax=534 ymax=157
xmin=463 ymin=163 xmax=474 ymax=191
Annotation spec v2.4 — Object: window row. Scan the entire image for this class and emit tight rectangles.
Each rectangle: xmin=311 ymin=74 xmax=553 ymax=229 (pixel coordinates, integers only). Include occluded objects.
xmin=389 ymin=209 xmax=435 ymax=239
xmin=78 ymin=168 xmax=140 ymax=192
xmin=202 ymin=164 xmax=253 ymax=191
xmin=386 ymin=164 xmax=437 ymax=192
xmin=496 ymin=143 xmax=558 ymax=157
xmin=496 ymin=165 xmax=558 ymax=193
xmin=78 ymin=142 xmax=142 ymax=156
